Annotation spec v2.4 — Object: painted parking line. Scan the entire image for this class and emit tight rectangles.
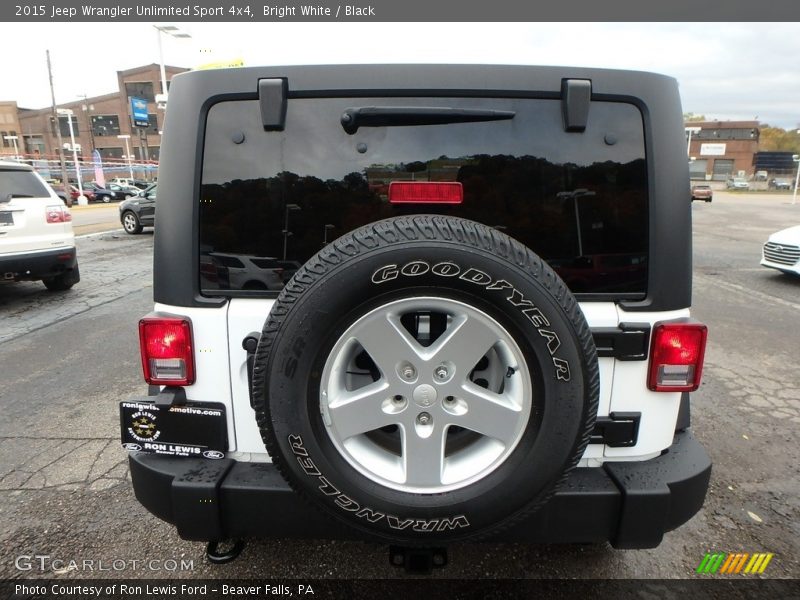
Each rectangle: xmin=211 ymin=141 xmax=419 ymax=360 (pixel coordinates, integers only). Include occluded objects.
xmin=76 ymin=228 xmax=125 ymax=239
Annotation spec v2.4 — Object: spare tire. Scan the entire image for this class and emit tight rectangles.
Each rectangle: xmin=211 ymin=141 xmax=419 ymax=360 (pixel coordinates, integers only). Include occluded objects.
xmin=252 ymin=215 xmax=599 ymax=543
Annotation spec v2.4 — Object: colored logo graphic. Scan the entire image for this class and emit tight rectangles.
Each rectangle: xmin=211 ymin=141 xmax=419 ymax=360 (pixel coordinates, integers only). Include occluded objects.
xmin=696 ymin=552 xmax=774 ymax=575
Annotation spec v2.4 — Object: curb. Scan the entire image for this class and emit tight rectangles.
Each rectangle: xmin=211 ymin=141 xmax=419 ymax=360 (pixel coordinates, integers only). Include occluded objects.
xmin=69 ymin=202 xmax=121 ymax=211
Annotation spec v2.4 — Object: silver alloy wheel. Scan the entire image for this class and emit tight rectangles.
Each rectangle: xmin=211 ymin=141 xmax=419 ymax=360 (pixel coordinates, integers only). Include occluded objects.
xmin=123 ymin=212 xmax=138 ymax=233
xmin=320 ymin=296 xmax=532 ymax=494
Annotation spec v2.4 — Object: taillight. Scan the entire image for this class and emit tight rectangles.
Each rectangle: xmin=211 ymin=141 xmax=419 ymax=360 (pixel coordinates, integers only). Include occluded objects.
xmin=139 ymin=316 xmax=195 ymax=386
xmin=46 ymin=205 xmax=72 ymax=223
xmin=388 ymin=181 xmax=463 ymax=204
xmin=648 ymin=321 xmax=707 ymax=392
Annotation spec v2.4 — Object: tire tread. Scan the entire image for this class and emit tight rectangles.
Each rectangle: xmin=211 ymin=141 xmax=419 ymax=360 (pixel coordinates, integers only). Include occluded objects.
xmin=252 ymin=215 xmax=599 ymax=542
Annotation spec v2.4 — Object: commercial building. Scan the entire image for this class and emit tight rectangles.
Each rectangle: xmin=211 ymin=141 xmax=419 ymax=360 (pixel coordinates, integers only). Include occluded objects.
xmin=4 ymin=64 xmax=186 ymax=166
xmin=0 ymin=101 xmax=23 ymax=157
xmin=686 ymin=120 xmax=759 ymax=181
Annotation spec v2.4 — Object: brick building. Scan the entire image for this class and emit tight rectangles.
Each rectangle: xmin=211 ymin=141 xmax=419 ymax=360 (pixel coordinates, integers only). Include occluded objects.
xmin=0 ymin=101 xmax=23 ymax=158
xmin=11 ymin=64 xmax=187 ymax=165
xmin=686 ymin=120 xmax=759 ymax=181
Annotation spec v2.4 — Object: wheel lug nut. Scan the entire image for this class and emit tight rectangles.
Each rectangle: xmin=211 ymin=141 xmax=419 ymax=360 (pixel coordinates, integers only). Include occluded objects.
xmin=417 ymin=412 xmax=432 ymax=426
xmin=392 ymin=395 xmax=405 ymax=405
xmin=399 ymin=363 xmax=416 ymax=381
xmin=434 ymin=366 xmax=449 ymax=380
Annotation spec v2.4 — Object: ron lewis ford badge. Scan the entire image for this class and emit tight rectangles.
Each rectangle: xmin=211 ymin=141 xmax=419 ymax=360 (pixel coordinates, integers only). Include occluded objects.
xmin=119 ymin=401 xmax=227 ymax=458
xmin=128 ymin=409 xmax=160 ymax=442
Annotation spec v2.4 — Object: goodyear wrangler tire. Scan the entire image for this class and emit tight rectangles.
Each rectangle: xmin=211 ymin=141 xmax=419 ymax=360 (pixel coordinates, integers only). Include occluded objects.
xmin=252 ymin=215 xmax=599 ymax=543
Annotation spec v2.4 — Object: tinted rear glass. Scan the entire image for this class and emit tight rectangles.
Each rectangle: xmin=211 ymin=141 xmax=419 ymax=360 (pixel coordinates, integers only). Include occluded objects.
xmin=200 ymin=96 xmax=648 ymax=296
xmin=0 ymin=169 xmax=51 ymax=199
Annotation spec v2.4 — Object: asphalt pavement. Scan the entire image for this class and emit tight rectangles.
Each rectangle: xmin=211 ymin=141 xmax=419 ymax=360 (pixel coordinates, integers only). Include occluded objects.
xmin=0 ymin=192 xmax=797 ymax=581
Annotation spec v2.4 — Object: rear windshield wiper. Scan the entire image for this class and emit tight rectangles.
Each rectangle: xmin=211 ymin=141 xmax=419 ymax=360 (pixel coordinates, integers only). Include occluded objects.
xmin=340 ymin=106 xmax=515 ymax=134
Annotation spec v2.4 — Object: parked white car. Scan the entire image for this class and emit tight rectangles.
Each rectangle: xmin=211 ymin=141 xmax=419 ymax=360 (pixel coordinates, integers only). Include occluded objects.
xmin=0 ymin=161 xmax=80 ymax=290
xmin=761 ymin=225 xmax=800 ymax=276
xmin=726 ymin=177 xmax=750 ymax=190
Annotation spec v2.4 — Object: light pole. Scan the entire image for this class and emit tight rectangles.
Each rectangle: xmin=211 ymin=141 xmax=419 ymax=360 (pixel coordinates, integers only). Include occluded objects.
xmin=322 ymin=223 xmax=336 ymax=245
xmin=118 ymin=135 xmax=134 ymax=179
xmin=57 ymin=108 xmax=86 ymax=204
xmin=153 ymin=25 xmax=191 ymax=105
xmin=792 ymin=154 xmax=799 ymax=206
xmin=3 ymin=135 xmax=19 ymax=158
xmin=557 ymin=188 xmax=596 ymax=257
xmin=686 ymin=126 xmax=702 ymax=157
xmin=282 ymin=203 xmax=301 ymax=260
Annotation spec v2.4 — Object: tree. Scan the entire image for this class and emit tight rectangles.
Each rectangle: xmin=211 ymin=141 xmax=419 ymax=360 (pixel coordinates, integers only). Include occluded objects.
xmin=683 ymin=113 xmax=707 ymax=122
xmin=758 ymin=126 xmax=800 ymax=153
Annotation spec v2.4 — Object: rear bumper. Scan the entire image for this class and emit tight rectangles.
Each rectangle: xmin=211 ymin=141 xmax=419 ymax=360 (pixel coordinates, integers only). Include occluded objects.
xmin=128 ymin=430 xmax=711 ymax=549
xmin=0 ymin=247 xmax=77 ymax=280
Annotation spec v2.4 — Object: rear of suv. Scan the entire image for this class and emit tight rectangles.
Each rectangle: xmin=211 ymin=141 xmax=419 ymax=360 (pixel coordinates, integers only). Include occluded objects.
xmin=121 ymin=65 xmax=710 ymax=555
xmin=0 ymin=161 xmax=80 ymax=291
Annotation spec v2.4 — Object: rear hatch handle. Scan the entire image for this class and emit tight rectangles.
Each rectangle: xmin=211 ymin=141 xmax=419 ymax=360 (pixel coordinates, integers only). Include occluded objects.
xmin=340 ymin=106 xmax=515 ymax=135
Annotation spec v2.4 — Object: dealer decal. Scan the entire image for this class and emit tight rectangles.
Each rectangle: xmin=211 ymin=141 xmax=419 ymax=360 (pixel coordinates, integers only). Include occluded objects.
xmin=128 ymin=410 xmax=160 ymax=442
xmin=371 ymin=261 xmax=571 ymax=382
xmin=288 ymin=435 xmax=470 ymax=533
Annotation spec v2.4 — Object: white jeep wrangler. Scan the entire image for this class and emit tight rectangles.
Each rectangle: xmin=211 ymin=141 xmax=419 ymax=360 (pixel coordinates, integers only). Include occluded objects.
xmin=121 ymin=65 xmax=710 ymax=564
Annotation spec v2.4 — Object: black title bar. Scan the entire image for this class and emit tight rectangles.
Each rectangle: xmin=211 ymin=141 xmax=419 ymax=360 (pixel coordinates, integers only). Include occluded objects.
xmin=3 ymin=0 xmax=800 ymax=22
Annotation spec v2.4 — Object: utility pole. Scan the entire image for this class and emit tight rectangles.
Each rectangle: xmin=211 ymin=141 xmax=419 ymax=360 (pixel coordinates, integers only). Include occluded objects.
xmin=79 ymin=94 xmax=96 ymax=152
xmin=47 ymin=50 xmax=70 ymax=192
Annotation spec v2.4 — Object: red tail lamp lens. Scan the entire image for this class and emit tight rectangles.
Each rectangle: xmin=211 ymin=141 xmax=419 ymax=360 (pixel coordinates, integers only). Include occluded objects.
xmin=648 ymin=322 xmax=707 ymax=392
xmin=46 ymin=205 xmax=71 ymax=223
xmin=139 ymin=317 xmax=195 ymax=386
xmin=388 ymin=181 xmax=463 ymax=204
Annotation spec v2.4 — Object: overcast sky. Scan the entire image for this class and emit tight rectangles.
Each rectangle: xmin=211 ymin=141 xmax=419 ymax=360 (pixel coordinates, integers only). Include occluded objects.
xmin=2 ymin=22 xmax=798 ymax=129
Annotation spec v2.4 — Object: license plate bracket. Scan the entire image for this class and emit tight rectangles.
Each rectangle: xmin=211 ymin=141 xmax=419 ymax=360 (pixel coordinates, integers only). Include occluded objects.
xmin=119 ymin=401 xmax=227 ymax=458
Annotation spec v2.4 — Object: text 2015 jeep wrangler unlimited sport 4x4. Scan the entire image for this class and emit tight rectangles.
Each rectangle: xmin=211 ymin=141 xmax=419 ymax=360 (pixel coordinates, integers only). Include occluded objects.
xmin=121 ymin=65 xmax=710 ymax=559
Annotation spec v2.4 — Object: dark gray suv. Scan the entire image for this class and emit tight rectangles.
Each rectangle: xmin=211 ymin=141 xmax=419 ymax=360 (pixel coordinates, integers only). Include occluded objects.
xmin=119 ymin=183 xmax=156 ymax=234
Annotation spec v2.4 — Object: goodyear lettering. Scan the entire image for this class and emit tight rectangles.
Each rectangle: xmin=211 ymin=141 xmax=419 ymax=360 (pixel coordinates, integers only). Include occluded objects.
xmin=459 ymin=267 xmax=492 ymax=286
xmin=486 ymin=279 xmax=513 ymax=292
xmin=400 ymin=261 xmax=430 ymax=276
xmin=522 ymin=306 xmax=550 ymax=328
xmin=553 ymin=357 xmax=571 ymax=381
xmin=289 ymin=435 xmax=470 ymax=533
xmin=430 ymin=261 xmax=460 ymax=277
xmin=371 ymin=264 xmax=398 ymax=284
xmin=371 ymin=260 xmax=571 ymax=382
xmin=538 ymin=329 xmax=561 ymax=355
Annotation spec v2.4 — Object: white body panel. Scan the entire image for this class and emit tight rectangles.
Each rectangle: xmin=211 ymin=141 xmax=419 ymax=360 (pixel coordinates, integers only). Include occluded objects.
xmin=153 ymin=302 xmax=237 ymax=451
xmin=226 ymin=298 xmax=276 ymax=454
xmin=164 ymin=298 xmax=692 ymax=463
xmin=606 ymin=307 xmax=690 ymax=458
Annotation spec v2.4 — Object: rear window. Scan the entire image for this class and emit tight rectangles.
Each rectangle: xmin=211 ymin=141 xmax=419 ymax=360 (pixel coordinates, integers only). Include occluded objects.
xmin=199 ymin=96 xmax=648 ymax=297
xmin=0 ymin=169 xmax=51 ymax=199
